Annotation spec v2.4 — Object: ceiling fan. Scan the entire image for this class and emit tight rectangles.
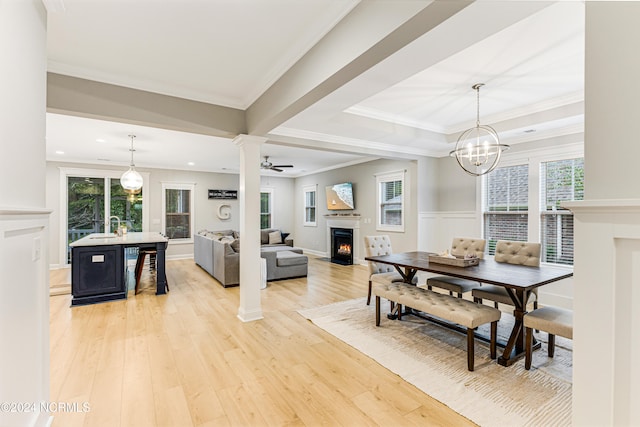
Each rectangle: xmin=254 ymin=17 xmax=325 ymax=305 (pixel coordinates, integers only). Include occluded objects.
xmin=260 ymin=156 xmax=293 ymax=172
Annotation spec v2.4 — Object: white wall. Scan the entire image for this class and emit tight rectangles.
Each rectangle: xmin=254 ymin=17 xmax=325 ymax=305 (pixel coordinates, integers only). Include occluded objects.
xmin=293 ymin=158 xmax=418 ymax=261
xmin=0 ymin=2 xmax=51 ymax=427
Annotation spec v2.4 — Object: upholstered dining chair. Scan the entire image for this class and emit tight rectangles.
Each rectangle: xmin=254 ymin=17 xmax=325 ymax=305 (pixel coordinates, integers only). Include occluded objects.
xmin=364 ymin=235 xmax=415 ymax=305
xmin=524 ymin=305 xmax=573 ymax=370
xmin=472 ymin=240 xmax=541 ymax=309
xmin=426 ymin=237 xmax=486 ymax=298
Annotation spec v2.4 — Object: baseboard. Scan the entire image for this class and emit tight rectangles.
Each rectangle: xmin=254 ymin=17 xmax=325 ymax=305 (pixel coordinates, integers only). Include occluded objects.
xmin=166 ymin=254 xmax=194 ymax=261
xmin=297 ymin=248 xmax=326 ymax=258
xmin=237 ymin=307 xmax=264 ymax=322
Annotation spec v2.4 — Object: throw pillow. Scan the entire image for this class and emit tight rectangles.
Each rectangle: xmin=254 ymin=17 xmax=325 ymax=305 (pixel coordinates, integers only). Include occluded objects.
xmin=268 ymin=230 xmax=282 ymax=245
xmin=261 ymin=229 xmax=274 ymax=244
xmin=230 ymin=239 xmax=240 ymax=252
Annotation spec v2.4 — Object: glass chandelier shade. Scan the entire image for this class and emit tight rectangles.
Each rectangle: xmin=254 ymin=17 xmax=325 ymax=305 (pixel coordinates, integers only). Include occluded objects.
xmin=450 ymin=84 xmax=509 ymax=176
xmin=121 ymin=134 xmax=143 ymax=191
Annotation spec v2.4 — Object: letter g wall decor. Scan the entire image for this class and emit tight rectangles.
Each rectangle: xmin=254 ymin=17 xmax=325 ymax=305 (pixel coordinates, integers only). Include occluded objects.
xmin=217 ymin=204 xmax=231 ymax=220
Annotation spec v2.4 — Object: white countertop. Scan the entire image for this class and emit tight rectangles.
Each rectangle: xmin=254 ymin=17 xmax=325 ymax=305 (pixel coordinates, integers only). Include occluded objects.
xmin=69 ymin=232 xmax=169 ymax=247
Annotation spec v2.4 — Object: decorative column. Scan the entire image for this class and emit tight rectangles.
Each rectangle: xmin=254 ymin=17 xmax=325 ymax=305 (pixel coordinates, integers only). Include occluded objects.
xmin=233 ymin=134 xmax=266 ymax=322
xmin=567 ymin=3 xmax=640 ymax=425
xmin=0 ymin=2 xmax=51 ymax=427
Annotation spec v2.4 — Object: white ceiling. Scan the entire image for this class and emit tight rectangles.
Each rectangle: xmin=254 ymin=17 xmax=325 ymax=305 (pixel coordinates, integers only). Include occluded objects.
xmin=45 ymin=0 xmax=585 ymax=176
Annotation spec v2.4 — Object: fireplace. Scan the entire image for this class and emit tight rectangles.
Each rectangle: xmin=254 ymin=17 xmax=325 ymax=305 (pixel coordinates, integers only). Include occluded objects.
xmin=331 ymin=228 xmax=353 ymax=265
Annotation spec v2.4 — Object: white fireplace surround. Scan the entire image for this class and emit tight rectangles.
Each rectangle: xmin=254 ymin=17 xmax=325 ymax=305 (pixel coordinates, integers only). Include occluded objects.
xmin=325 ymin=215 xmax=361 ymax=264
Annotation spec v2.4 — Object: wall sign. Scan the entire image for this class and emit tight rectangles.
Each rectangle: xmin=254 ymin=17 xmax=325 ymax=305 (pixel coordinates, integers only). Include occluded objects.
xmin=208 ymin=189 xmax=237 ymax=200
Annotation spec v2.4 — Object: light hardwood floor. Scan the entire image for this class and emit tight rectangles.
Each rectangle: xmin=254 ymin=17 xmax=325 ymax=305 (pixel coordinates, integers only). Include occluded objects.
xmin=49 ymin=256 xmax=475 ymax=427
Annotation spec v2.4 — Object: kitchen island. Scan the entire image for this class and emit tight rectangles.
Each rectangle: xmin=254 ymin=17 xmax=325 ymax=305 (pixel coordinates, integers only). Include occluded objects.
xmin=68 ymin=232 xmax=169 ymax=306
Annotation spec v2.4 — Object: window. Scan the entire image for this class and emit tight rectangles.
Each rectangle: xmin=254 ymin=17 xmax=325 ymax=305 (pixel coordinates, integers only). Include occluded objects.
xmin=260 ymin=188 xmax=273 ymax=229
xmin=303 ymin=185 xmax=317 ymax=226
xmin=162 ymin=183 xmax=195 ymax=241
xmin=482 ymin=148 xmax=584 ymax=266
xmin=540 ymin=158 xmax=584 ymax=265
xmin=376 ymin=170 xmax=405 ymax=232
xmin=483 ymin=164 xmax=529 ymax=254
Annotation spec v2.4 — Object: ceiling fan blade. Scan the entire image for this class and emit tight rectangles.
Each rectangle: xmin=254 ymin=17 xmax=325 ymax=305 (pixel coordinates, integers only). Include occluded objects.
xmin=271 ymin=167 xmax=283 ymax=172
xmin=272 ymin=164 xmax=293 ymax=168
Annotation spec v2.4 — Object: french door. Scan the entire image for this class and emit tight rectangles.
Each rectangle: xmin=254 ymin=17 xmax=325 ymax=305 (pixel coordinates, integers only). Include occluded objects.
xmin=65 ymin=173 xmax=144 ymax=263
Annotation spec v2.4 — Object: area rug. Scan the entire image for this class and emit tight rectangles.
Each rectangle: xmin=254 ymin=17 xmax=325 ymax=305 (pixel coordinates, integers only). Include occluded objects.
xmin=298 ymin=297 xmax=572 ymax=427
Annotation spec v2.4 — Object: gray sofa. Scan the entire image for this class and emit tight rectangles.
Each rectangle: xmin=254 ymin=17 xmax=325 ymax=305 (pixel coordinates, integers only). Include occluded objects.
xmin=194 ymin=229 xmax=307 ymax=287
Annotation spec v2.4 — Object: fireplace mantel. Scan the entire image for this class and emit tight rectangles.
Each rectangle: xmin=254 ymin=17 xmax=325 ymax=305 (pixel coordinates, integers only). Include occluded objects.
xmin=325 ymin=215 xmax=361 ymax=264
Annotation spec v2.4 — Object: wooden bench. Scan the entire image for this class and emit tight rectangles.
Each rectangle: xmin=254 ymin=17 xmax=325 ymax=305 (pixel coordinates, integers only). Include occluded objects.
xmin=373 ymin=282 xmax=501 ymax=371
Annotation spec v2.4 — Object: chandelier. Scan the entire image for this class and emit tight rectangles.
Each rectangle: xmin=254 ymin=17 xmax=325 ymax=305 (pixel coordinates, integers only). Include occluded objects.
xmin=450 ymin=83 xmax=509 ymax=176
xmin=120 ymin=134 xmax=143 ymax=191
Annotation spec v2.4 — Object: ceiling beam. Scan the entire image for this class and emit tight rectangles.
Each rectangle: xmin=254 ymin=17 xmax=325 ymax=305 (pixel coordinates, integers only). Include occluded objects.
xmin=246 ymin=0 xmax=473 ymax=136
xmin=47 ymin=73 xmax=246 ymax=138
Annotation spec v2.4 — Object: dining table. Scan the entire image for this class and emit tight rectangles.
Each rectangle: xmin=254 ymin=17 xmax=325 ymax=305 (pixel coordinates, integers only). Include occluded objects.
xmin=364 ymin=251 xmax=573 ymax=367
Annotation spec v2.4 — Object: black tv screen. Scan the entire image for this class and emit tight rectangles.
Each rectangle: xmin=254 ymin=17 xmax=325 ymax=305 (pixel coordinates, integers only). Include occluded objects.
xmin=326 ymin=182 xmax=354 ymax=210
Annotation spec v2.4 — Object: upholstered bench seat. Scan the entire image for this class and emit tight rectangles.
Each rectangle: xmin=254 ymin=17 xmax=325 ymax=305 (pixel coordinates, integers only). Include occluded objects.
xmin=373 ymin=282 xmax=501 ymax=371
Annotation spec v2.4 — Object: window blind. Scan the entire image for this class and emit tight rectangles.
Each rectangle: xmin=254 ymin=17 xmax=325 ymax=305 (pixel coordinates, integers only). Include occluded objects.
xmin=484 ymin=164 xmax=529 ymax=254
xmin=540 ymin=158 xmax=584 ymax=265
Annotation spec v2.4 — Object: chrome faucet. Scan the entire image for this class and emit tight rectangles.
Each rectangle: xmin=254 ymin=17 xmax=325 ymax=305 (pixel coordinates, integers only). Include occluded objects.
xmin=109 ymin=216 xmax=121 ymax=235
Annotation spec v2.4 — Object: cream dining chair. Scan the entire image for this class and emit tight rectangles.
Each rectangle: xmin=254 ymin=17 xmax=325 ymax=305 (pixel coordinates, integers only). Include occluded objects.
xmin=364 ymin=235 xmax=416 ymax=305
xmin=426 ymin=237 xmax=485 ymax=298
xmin=524 ymin=305 xmax=573 ymax=370
xmin=472 ymin=240 xmax=541 ymax=310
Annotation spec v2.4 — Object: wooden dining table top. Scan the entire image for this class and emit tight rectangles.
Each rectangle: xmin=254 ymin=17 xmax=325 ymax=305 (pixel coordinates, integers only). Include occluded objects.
xmin=364 ymin=251 xmax=573 ymax=290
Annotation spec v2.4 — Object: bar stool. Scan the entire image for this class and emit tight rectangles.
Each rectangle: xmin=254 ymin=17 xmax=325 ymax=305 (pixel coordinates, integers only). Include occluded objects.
xmin=134 ymin=248 xmax=169 ymax=294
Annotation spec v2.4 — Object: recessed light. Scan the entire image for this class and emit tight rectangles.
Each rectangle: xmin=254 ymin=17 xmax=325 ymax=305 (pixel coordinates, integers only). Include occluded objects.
xmin=187 ymin=162 xmax=195 ymax=166
xmin=55 ymin=150 xmax=64 ymax=155
xmin=96 ymin=138 xmax=106 ymax=143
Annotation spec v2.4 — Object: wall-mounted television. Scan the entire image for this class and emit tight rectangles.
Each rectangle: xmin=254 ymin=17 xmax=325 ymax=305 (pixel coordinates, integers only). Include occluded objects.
xmin=326 ymin=182 xmax=355 ymax=210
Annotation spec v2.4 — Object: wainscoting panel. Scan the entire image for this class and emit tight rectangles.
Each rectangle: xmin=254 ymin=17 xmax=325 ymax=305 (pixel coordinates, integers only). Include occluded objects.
xmin=418 ymin=211 xmax=481 ymax=252
xmin=0 ymin=209 xmax=51 ymax=427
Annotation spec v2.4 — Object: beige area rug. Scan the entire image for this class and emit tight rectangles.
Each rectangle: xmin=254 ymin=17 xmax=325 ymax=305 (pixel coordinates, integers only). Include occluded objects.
xmin=298 ymin=297 xmax=572 ymax=427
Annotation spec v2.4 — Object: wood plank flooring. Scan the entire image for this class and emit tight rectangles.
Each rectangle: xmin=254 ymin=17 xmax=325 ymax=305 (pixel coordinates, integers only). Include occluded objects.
xmin=49 ymin=256 xmax=475 ymax=427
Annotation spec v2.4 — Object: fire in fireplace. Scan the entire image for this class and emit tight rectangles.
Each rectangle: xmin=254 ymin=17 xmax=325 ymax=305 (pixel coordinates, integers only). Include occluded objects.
xmin=337 ymin=243 xmax=352 ymax=256
xmin=331 ymin=228 xmax=353 ymax=265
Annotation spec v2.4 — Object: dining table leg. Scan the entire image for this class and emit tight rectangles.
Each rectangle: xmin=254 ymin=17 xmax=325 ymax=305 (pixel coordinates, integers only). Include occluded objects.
xmin=383 ymin=266 xmax=418 ymax=320
xmin=497 ymin=288 xmax=541 ymax=366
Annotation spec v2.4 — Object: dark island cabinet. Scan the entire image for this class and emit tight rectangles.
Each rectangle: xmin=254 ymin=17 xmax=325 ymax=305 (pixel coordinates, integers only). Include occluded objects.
xmin=71 ymin=245 xmax=126 ymax=306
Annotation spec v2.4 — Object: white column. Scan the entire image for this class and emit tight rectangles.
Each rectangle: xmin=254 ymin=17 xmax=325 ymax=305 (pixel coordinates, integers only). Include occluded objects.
xmin=0 ymin=2 xmax=51 ymax=427
xmin=569 ymin=3 xmax=640 ymax=425
xmin=233 ymin=134 xmax=266 ymax=322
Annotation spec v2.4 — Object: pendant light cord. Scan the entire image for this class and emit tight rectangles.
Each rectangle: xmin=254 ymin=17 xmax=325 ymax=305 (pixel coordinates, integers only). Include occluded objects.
xmin=129 ymin=134 xmax=136 ymax=167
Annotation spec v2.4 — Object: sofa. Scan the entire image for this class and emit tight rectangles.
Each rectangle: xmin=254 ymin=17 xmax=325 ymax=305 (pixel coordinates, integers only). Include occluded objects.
xmin=194 ymin=228 xmax=307 ymax=287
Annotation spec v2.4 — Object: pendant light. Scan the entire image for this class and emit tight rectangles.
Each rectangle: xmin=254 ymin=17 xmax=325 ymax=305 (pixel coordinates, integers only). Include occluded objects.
xmin=120 ymin=134 xmax=143 ymax=191
xmin=450 ymin=83 xmax=509 ymax=176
